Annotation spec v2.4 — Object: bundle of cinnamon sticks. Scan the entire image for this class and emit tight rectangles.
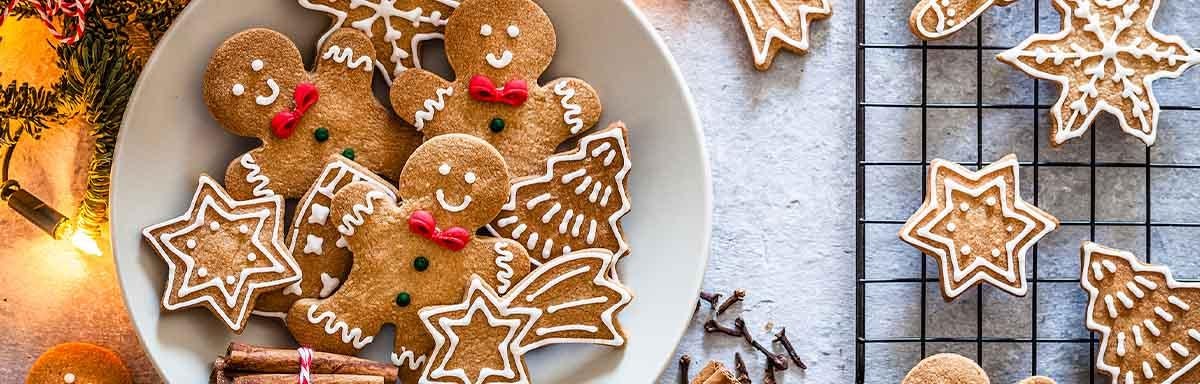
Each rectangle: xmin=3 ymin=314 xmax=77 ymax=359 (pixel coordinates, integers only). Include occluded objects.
xmin=211 ymin=343 xmax=399 ymax=384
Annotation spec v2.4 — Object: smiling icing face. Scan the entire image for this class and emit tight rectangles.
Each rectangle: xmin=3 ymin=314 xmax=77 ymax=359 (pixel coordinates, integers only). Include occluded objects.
xmin=444 ymin=0 xmax=556 ymax=81
xmin=399 ymin=134 xmax=510 ymax=228
xmin=231 ymin=59 xmax=281 ymax=106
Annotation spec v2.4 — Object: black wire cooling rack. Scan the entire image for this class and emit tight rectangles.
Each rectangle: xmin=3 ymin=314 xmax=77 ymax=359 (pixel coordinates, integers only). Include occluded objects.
xmin=854 ymin=0 xmax=1200 ymax=382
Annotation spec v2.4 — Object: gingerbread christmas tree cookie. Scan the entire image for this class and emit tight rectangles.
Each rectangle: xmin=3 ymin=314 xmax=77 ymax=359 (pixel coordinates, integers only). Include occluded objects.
xmin=997 ymin=0 xmax=1200 ymax=147
xmin=389 ymin=0 xmax=602 ymax=180
xmin=142 ymin=175 xmax=301 ymax=333
xmin=1082 ymin=242 xmax=1200 ymax=383
xmin=909 ymin=0 xmax=1017 ymax=40
xmin=899 ymin=155 xmax=1058 ymax=300
xmin=726 ymin=0 xmax=832 ymax=71
xmin=204 ymin=28 xmax=421 ymax=200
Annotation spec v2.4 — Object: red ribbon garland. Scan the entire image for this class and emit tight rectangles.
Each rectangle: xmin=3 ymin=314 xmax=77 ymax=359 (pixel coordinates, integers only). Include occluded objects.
xmin=0 ymin=0 xmax=92 ymax=45
xmin=270 ymin=82 xmax=319 ymax=139
xmin=408 ymin=210 xmax=471 ymax=251
xmin=468 ymin=74 xmax=529 ymax=107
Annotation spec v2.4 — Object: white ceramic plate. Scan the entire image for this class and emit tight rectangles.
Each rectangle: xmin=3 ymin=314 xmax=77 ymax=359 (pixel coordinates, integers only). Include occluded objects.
xmin=110 ymin=0 xmax=710 ymax=382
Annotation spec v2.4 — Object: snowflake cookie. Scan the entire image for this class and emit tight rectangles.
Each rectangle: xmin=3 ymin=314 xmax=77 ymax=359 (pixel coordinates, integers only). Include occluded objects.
xmin=285 ymin=134 xmax=532 ymax=383
xmin=204 ymin=28 xmax=421 ymax=200
xmin=298 ymin=0 xmax=460 ymax=84
xmin=726 ymin=0 xmax=832 ymax=71
xmin=909 ymin=0 xmax=1018 ymax=40
xmin=142 ymin=175 xmax=301 ymax=333
xmin=389 ymin=0 xmax=602 ymax=180
xmin=899 ymin=155 xmax=1058 ymax=301
xmin=998 ymin=0 xmax=1200 ymax=146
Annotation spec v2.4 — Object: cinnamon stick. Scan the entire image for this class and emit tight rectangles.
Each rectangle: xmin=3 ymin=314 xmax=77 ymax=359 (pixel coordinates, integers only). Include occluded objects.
xmin=232 ymin=374 xmax=383 ymax=384
xmin=224 ymin=343 xmax=399 ymax=384
xmin=212 ymin=357 xmax=232 ymax=384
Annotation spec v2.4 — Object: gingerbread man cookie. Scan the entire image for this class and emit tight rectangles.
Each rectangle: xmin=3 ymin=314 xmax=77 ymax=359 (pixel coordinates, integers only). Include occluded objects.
xmin=488 ymin=122 xmax=631 ymax=271
xmin=299 ymin=0 xmax=459 ymax=84
xmin=1082 ymin=242 xmax=1200 ymax=383
xmin=389 ymin=0 xmax=602 ymax=179
xmin=285 ymin=134 xmax=532 ymax=382
xmin=25 ymin=343 xmax=131 ymax=384
xmin=254 ymin=155 xmax=399 ymax=317
xmin=726 ymin=0 xmax=832 ymax=71
xmin=143 ymin=175 xmax=301 ymax=333
xmin=997 ymin=0 xmax=1200 ymax=146
xmin=909 ymin=0 xmax=1017 ymax=40
xmin=899 ymin=155 xmax=1058 ymax=301
xmin=204 ymin=27 xmax=421 ymax=200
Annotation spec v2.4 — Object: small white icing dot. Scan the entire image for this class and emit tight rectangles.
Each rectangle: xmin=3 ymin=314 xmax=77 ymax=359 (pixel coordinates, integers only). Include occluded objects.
xmin=209 ymin=221 xmax=220 ymax=231
xmin=232 ymin=83 xmax=245 ymax=96
xmin=438 ymin=163 xmax=451 ymax=175
xmin=247 ymin=253 xmax=257 ymax=262
xmin=991 ymin=248 xmax=1001 ymax=257
xmin=480 ymin=24 xmax=493 ymax=36
xmin=226 ymin=276 xmax=236 ymax=284
xmin=507 ymin=25 xmax=520 ymax=37
xmin=186 ymin=239 xmax=197 ymax=249
xmin=1006 ymin=225 xmax=1014 ymax=232
xmin=961 ymin=245 xmax=972 ymax=255
xmin=464 ymin=172 xmax=477 ymax=184
xmin=239 ymin=224 xmax=249 ymax=234
xmin=985 ymin=197 xmax=997 ymax=206
xmin=946 ymin=222 xmax=957 ymax=232
xmin=198 ymin=267 xmax=209 ymax=277
xmin=959 ymin=202 xmax=970 ymax=212
xmin=947 ymin=8 xmax=957 ymax=17
xmin=64 ymin=373 xmax=76 ymax=383
xmin=251 ymin=59 xmax=264 ymax=71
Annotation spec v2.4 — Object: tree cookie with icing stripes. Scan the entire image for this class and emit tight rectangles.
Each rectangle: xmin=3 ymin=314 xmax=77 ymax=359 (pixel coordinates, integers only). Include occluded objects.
xmin=389 ymin=0 xmax=602 ymax=180
xmin=1082 ymin=242 xmax=1200 ymax=383
xmin=726 ymin=0 xmax=832 ymax=71
xmin=285 ymin=134 xmax=531 ymax=383
xmin=254 ymin=155 xmax=399 ymax=318
xmin=899 ymin=154 xmax=1058 ymax=301
xmin=416 ymin=249 xmax=632 ymax=384
xmin=997 ymin=0 xmax=1200 ymax=147
xmin=142 ymin=175 xmax=301 ymax=333
xmin=204 ymin=27 xmax=421 ymax=200
xmin=909 ymin=0 xmax=1017 ymax=41
xmin=488 ymin=122 xmax=631 ymax=272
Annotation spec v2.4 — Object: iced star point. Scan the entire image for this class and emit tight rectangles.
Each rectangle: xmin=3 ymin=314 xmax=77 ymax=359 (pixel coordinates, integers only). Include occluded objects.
xmin=418 ymin=277 xmax=538 ymax=384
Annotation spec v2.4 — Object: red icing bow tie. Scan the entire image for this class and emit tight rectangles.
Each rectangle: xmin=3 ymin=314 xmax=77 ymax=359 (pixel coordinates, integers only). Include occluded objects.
xmin=408 ymin=210 xmax=471 ymax=251
xmin=468 ymin=74 xmax=528 ymax=106
xmin=270 ymin=82 xmax=319 ymax=139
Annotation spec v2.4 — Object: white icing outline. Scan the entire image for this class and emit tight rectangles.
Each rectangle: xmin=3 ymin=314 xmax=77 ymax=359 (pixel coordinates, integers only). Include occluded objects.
xmin=419 ymin=277 xmax=537 ymax=384
xmin=553 ymin=81 xmax=584 ymax=134
xmin=911 ymin=0 xmax=1005 ymax=40
xmin=414 ymin=86 xmax=454 ymax=131
xmin=504 ymin=249 xmax=631 ymax=353
xmin=485 ymin=50 xmax=514 ymax=69
xmin=322 ymin=45 xmax=374 ymax=72
xmin=142 ymin=175 xmax=300 ymax=331
xmin=728 ymin=0 xmax=832 ymax=67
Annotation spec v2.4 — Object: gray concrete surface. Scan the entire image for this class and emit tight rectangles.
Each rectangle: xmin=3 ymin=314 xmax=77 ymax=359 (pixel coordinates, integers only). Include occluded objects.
xmin=642 ymin=0 xmax=1200 ymax=383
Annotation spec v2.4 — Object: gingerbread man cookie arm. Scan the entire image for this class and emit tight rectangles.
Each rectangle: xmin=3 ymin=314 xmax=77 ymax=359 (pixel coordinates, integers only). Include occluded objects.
xmin=223 ymin=149 xmax=277 ymax=201
xmin=389 ymin=69 xmax=455 ymax=132
xmin=546 ymin=78 xmax=602 ymax=137
xmin=328 ymin=181 xmax=398 ymax=253
xmin=471 ymin=237 xmax=534 ymax=296
xmin=312 ymin=28 xmax=379 ymax=94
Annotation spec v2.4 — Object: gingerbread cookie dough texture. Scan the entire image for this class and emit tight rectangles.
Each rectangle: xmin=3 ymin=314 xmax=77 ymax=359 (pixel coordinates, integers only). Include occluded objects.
xmin=204 ymin=27 xmax=421 ymax=200
xmin=909 ymin=0 xmax=1017 ymax=40
xmin=690 ymin=360 xmax=742 ymax=384
xmin=25 ymin=343 xmax=131 ymax=384
xmin=285 ymin=134 xmax=532 ymax=383
xmin=389 ymin=0 xmax=602 ymax=180
xmin=726 ymin=0 xmax=832 ymax=71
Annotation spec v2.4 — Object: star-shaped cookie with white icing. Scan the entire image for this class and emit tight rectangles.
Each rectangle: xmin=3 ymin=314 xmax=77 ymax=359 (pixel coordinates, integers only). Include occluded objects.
xmin=143 ymin=175 xmax=301 ymax=332
xmin=418 ymin=277 xmax=537 ymax=384
xmin=899 ymin=155 xmax=1058 ymax=300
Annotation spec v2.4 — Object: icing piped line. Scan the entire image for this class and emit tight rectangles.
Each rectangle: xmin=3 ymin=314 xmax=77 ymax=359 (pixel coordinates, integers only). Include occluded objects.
xmin=337 ymin=190 xmax=393 ymax=237
xmin=391 ymin=347 xmax=427 ymax=371
xmin=494 ymin=242 xmax=516 ymax=294
xmin=554 ymin=81 xmax=584 ymax=134
xmin=322 ymin=45 xmax=373 ymax=71
xmin=240 ymin=154 xmax=275 ymax=197
xmin=305 ymin=304 xmax=374 ymax=349
xmin=414 ymin=86 xmax=453 ymax=130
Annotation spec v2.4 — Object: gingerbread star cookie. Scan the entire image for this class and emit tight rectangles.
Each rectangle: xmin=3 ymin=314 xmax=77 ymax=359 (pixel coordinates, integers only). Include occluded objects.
xmin=997 ymin=0 xmax=1200 ymax=147
xmin=418 ymin=277 xmax=538 ymax=384
xmin=488 ymin=122 xmax=631 ymax=271
xmin=909 ymin=0 xmax=1017 ymax=40
xmin=389 ymin=0 xmax=602 ymax=180
xmin=143 ymin=175 xmax=301 ymax=332
xmin=1082 ymin=242 xmax=1200 ymax=383
xmin=298 ymin=0 xmax=459 ymax=84
xmin=726 ymin=0 xmax=832 ymax=71
xmin=254 ymin=155 xmax=399 ymax=317
xmin=204 ymin=28 xmax=421 ymax=200
xmin=899 ymin=155 xmax=1058 ymax=301
xmin=690 ymin=361 xmax=741 ymax=384
xmin=285 ymin=134 xmax=533 ymax=383
xmin=25 ymin=343 xmax=131 ymax=384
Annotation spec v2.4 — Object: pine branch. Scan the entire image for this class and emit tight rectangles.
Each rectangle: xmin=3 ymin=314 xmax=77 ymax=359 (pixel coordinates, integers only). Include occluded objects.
xmin=0 ymin=81 xmax=60 ymax=147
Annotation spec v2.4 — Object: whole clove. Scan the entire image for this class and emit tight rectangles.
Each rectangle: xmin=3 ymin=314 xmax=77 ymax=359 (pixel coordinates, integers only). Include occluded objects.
xmin=699 ymin=291 xmax=722 ymax=309
xmin=773 ymin=327 xmax=808 ymax=370
xmin=716 ymin=289 xmax=746 ymax=316
xmin=762 ymin=363 xmax=777 ymax=384
xmin=733 ymin=352 xmax=751 ymax=384
xmin=705 ymin=319 xmax=744 ymax=337
xmin=679 ymin=355 xmax=691 ymax=384
xmin=735 ymin=318 xmax=788 ymax=371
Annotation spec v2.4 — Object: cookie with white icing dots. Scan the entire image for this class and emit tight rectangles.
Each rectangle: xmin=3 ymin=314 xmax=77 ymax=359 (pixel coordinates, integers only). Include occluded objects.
xmin=417 ymin=249 xmax=632 ymax=384
xmin=909 ymin=0 xmax=1017 ymax=41
xmin=899 ymin=154 xmax=1058 ymax=301
xmin=299 ymin=0 xmax=460 ymax=84
xmin=204 ymin=27 xmax=421 ymax=200
xmin=143 ymin=175 xmax=301 ymax=333
xmin=488 ymin=122 xmax=631 ymax=271
xmin=25 ymin=343 xmax=131 ymax=384
xmin=285 ymin=134 xmax=532 ymax=383
xmin=997 ymin=0 xmax=1200 ymax=147
xmin=726 ymin=0 xmax=832 ymax=71
xmin=389 ymin=0 xmax=603 ymax=180
xmin=254 ymin=155 xmax=399 ymax=317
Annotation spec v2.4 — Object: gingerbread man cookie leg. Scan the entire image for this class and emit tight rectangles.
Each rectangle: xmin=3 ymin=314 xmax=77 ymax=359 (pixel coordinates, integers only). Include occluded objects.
xmin=1082 ymin=242 xmax=1200 ymax=383
xmin=997 ymin=0 xmax=1200 ymax=147
xmin=389 ymin=0 xmax=603 ymax=180
xmin=899 ymin=154 xmax=1058 ymax=301
xmin=909 ymin=0 xmax=1018 ymax=41
xmin=726 ymin=0 xmax=833 ymax=71
xmin=205 ymin=28 xmax=420 ymax=200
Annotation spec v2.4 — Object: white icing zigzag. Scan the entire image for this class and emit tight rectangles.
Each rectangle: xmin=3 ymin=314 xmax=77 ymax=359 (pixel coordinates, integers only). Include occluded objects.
xmin=493 ymin=242 xmax=516 ymax=294
xmin=554 ymin=81 xmax=584 ymax=134
xmin=322 ymin=45 xmax=373 ymax=72
xmin=240 ymin=153 xmax=275 ymax=197
xmin=337 ymin=190 xmax=392 ymax=237
xmin=390 ymin=347 xmax=427 ymax=371
xmin=306 ymin=304 xmax=375 ymax=349
xmin=414 ymin=86 xmax=453 ymax=131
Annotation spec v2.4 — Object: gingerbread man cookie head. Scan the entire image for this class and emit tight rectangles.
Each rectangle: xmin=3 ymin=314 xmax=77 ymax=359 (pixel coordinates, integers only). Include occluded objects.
xmin=444 ymin=0 xmax=556 ymax=82
xmin=203 ymin=29 xmax=306 ymax=138
xmin=400 ymin=134 xmax=511 ymax=228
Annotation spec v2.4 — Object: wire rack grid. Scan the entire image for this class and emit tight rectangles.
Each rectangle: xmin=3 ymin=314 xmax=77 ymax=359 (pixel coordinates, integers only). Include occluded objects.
xmin=854 ymin=0 xmax=1200 ymax=382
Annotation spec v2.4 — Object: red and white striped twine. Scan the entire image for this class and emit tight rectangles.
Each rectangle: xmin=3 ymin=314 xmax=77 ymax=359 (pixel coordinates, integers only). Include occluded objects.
xmin=0 ymin=0 xmax=93 ymax=45
xmin=297 ymin=346 xmax=314 ymax=384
